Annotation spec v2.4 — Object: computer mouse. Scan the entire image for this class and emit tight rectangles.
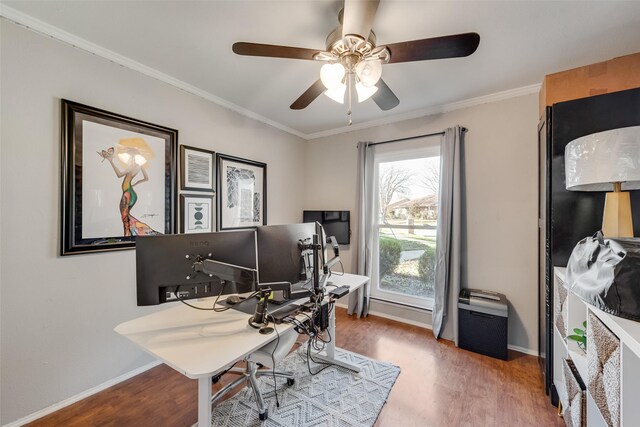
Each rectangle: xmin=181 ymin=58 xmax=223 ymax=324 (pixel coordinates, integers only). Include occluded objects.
xmin=226 ymin=295 xmax=242 ymax=305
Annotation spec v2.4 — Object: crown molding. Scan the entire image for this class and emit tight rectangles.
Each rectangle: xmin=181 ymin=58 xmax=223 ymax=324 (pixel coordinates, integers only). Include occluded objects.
xmin=1 ymin=4 xmax=541 ymax=142
xmin=0 ymin=5 xmax=307 ymax=140
xmin=305 ymin=83 xmax=541 ymax=140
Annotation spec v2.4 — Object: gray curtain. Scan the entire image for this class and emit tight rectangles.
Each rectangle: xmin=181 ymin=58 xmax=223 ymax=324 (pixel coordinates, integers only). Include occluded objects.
xmin=348 ymin=141 xmax=375 ymax=318
xmin=432 ymin=126 xmax=463 ymax=341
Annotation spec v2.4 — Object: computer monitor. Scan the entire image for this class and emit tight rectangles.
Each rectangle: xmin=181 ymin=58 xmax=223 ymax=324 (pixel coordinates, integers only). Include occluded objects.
xmin=257 ymin=222 xmax=326 ymax=286
xmin=303 ymin=210 xmax=350 ymax=244
xmin=136 ymin=230 xmax=258 ymax=306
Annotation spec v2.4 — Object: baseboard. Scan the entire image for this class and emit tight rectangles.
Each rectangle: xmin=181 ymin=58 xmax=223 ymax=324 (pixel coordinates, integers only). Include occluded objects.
xmin=336 ymin=303 xmax=539 ymax=356
xmin=507 ymin=344 xmax=538 ymax=357
xmin=368 ymin=309 xmax=433 ymax=330
xmin=335 ymin=302 xmax=433 ymax=330
xmin=2 ymin=360 xmax=162 ymax=427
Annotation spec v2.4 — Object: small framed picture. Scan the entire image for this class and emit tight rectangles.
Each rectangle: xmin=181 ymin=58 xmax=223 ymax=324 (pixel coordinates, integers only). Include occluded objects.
xmin=180 ymin=194 xmax=214 ymax=233
xmin=180 ymin=145 xmax=215 ymax=192
xmin=217 ymin=153 xmax=267 ymax=230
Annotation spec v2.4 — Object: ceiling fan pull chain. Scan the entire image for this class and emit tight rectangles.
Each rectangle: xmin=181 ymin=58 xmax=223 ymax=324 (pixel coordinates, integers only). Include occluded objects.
xmin=348 ymin=74 xmax=353 ymax=126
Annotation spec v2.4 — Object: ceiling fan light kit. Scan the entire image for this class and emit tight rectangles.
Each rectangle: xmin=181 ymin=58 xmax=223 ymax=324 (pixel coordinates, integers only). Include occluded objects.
xmin=356 ymin=59 xmax=383 ymax=87
xmin=325 ymin=84 xmax=347 ymax=104
xmin=232 ymin=0 xmax=480 ymax=125
xmin=356 ymin=81 xmax=378 ymax=102
xmin=320 ymin=63 xmax=346 ymax=90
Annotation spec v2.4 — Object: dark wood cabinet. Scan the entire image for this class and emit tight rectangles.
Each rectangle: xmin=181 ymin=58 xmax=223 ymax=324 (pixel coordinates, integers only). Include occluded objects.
xmin=538 ymin=88 xmax=640 ymax=406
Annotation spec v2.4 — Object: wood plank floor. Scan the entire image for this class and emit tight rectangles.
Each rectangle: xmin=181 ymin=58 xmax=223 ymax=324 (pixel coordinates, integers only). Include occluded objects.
xmin=26 ymin=308 xmax=562 ymax=427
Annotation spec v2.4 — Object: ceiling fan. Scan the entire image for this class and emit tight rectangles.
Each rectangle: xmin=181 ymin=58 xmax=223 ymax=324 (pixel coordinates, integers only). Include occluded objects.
xmin=233 ymin=0 xmax=480 ymax=124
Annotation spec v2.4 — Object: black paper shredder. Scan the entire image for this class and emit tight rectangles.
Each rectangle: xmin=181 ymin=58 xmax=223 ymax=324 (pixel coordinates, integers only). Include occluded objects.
xmin=458 ymin=289 xmax=509 ymax=360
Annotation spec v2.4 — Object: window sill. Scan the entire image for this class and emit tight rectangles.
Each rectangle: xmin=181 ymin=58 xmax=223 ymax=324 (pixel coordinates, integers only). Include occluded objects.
xmin=369 ymin=296 xmax=433 ymax=313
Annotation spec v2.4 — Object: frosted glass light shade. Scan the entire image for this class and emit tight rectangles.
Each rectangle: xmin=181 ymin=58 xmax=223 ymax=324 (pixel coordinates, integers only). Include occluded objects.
xmin=324 ymin=84 xmax=346 ymax=103
xmin=355 ymin=59 xmax=382 ymax=87
xmin=320 ymin=63 xmax=345 ymax=90
xmin=565 ymin=126 xmax=640 ymax=191
xmin=356 ymin=82 xmax=378 ymax=102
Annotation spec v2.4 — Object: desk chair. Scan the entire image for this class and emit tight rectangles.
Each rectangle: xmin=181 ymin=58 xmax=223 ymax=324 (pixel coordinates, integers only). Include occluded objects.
xmin=211 ymin=328 xmax=298 ymax=421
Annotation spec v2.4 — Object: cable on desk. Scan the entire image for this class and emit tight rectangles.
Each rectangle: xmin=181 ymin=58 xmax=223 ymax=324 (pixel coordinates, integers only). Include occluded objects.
xmin=175 ymin=284 xmax=259 ymax=312
xmin=265 ymin=308 xmax=281 ymax=408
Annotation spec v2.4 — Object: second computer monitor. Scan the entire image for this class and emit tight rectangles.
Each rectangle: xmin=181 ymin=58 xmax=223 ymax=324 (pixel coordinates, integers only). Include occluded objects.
xmin=257 ymin=223 xmax=321 ymax=285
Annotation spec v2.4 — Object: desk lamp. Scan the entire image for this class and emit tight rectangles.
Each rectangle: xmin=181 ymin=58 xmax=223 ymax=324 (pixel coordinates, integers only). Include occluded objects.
xmin=565 ymin=126 xmax=640 ymax=238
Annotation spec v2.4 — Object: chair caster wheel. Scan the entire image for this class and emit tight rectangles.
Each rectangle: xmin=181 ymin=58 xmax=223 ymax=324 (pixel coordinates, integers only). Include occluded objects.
xmin=287 ymin=378 xmax=295 ymax=386
xmin=259 ymin=410 xmax=268 ymax=421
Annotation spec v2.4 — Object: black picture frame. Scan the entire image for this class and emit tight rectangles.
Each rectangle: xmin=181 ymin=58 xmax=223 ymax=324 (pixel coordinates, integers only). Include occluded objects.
xmin=216 ymin=153 xmax=267 ymax=230
xmin=180 ymin=145 xmax=215 ymax=192
xmin=180 ymin=194 xmax=215 ymax=233
xmin=61 ymin=99 xmax=177 ymax=255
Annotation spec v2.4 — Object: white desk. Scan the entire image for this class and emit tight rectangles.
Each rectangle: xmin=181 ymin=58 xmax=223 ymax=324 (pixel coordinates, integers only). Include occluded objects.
xmin=115 ymin=273 xmax=369 ymax=427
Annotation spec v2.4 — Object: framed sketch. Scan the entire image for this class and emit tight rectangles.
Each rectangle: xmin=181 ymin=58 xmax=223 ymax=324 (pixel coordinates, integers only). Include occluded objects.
xmin=216 ymin=153 xmax=267 ymax=230
xmin=180 ymin=194 xmax=214 ymax=233
xmin=180 ymin=145 xmax=215 ymax=192
xmin=61 ymin=99 xmax=177 ymax=255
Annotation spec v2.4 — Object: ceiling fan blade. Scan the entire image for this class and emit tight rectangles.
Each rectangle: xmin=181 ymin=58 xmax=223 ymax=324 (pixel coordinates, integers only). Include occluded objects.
xmin=342 ymin=0 xmax=380 ymax=39
xmin=384 ymin=32 xmax=480 ymax=64
xmin=372 ymin=79 xmax=399 ymax=111
xmin=233 ymin=42 xmax=324 ymax=61
xmin=290 ymin=79 xmax=326 ymax=110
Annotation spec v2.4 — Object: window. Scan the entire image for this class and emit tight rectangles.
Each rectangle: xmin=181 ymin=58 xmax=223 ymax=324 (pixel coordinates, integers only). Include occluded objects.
xmin=370 ymin=139 xmax=440 ymax=310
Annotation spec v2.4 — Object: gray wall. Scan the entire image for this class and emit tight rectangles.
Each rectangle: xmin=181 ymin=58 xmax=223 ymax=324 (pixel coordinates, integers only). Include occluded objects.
xmin=304 ymin=94 xmax=539 ymax=351
xmin=0 ymin=21 xmax=306 ymax=425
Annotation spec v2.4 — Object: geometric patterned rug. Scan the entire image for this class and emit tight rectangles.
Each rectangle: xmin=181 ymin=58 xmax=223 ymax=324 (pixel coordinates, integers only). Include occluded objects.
xmin=210 ymin=347 xmax=401 ymax=427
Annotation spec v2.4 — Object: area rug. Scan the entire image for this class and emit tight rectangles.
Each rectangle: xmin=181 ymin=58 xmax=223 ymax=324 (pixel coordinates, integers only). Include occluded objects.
xmin=210 ymin=347 xmax=401 ymax=427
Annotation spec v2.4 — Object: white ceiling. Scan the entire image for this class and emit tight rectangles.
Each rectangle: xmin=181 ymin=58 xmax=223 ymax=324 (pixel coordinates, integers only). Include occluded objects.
xmin=3 ymin=1 xmax=640 ymax=138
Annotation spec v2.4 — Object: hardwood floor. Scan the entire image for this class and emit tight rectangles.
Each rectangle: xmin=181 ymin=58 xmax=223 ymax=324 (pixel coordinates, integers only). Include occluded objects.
xmin=26 ymin=308 xmax=562 ymax=427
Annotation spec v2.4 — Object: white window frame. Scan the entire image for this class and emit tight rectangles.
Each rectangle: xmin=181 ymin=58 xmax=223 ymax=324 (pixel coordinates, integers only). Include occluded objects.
xmin=370 ymin=139 xmax=440 ymax=310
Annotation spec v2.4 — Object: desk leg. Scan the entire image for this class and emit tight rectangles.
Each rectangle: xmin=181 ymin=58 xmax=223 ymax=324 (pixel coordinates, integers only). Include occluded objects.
xmin=197 ymin=376 xmax=212 ymax=427
xmin=312 ymin=301 xmax=361 ymax=373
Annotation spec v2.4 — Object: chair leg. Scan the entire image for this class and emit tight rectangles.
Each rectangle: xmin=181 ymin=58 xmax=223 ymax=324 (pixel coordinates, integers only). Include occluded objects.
xmin=255 ymin=370 xmax=294 ymax=380
xmin=210 ymin=375 xmax=247 ymax=407
xmin=255 ymin=370 xmax=295 ymax=387
xmin=212 ymin=367 xmax=244 ymax=384
xmin=246 ymin=362 xmax=268 ymax=420
xmin=211 ymin=364 xmax=293 ymax=421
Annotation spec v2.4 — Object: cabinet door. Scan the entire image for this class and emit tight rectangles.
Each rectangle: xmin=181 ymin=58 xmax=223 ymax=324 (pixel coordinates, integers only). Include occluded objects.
xmin=538 ymin=107 xmax=553 ymax=395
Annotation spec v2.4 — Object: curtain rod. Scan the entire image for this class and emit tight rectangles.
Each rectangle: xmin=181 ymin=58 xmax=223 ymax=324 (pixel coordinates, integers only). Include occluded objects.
xmin=369 ymin=127 xmax=467 ymax=147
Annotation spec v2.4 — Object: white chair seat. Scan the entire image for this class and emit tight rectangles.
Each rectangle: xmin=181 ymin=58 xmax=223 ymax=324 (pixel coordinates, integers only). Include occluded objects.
xmin=247 ymin=328 xmax=298 ymax=367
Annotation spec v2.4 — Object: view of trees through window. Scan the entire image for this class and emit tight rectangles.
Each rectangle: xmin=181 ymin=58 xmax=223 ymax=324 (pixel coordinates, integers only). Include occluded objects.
xmin=377 ymin=156 xmax=440 ymax=303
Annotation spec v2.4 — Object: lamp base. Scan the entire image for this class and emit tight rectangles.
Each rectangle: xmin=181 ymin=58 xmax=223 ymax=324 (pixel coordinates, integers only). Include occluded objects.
xmin=602 ymin=190 xmax=634 ymax=238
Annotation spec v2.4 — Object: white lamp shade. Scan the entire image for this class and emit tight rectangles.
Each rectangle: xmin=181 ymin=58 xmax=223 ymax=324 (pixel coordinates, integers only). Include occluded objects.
xmin=565 ymin=126 xmax=640 ymax=191
xmin=356 ymin=82 xmax=378 ymax=102
xmin=320 ymin=63 xmax=345 ymax=90
xmin=355 ymin=59 xmax=382 ymax=87
xmin=324 ymin=83 xmax=346 ymax=103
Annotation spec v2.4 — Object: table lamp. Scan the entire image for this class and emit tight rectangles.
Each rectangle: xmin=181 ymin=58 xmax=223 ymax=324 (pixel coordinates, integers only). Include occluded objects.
xmin=565 ymin=126 xmax=640 ymax=238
